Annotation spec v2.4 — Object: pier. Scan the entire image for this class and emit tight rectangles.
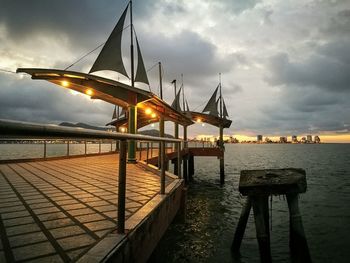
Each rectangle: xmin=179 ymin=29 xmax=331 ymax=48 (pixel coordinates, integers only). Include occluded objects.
xmin=0 ymin=120 xmax=184 ymax=262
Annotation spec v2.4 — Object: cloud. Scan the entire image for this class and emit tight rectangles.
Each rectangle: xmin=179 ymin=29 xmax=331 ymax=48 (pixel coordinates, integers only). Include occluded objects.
xmin=266 ymin=40 xmax=350 ymax=93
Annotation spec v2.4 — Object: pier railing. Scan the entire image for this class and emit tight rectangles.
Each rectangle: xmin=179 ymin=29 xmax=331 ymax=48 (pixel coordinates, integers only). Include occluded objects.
xmin=0 ymin=119 xmax=182 ymax=234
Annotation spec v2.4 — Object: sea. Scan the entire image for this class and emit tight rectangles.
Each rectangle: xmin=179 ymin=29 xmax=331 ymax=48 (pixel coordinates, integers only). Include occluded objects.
xmin=0 ymin=143 xmax=349 ymax=262
xmin=150 ymin=144 xmax=350 ymax=263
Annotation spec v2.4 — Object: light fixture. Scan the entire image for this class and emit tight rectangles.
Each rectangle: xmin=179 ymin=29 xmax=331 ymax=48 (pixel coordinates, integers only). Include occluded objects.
xmin=196 ymin=118 xmax=202 ymax=123
xmin=145 ymin=108 xmax=152 ymax=115
xmin=151 ymin=113 xmax=157 ymax=118
xmin=120 ymin=127 xmax=126 ymax=133
xmin=86 ymin=89 xmax=93 ymax=96
xmin=62 ymin=80 xmax=69 ymax=87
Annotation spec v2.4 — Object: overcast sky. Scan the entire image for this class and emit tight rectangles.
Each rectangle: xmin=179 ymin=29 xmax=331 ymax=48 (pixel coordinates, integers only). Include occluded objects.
xmin=0 ymin=0 xmax=349 ymax=141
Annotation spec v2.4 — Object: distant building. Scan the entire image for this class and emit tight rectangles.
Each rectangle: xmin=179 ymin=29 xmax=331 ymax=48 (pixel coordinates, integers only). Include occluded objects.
xmin=279 ymin=136 xmax=288 ymax=143
xmin=301 ymin=137 xmax=306 ymax=143
xmin=314 ymin=135 xmax=321 ymax=143
xmin=257 ymin=135 xmax=263 ymax=143
xmin=306 ymin=135 xmax=313 ymax=143
xmin=292 ymin=135 xmax=298 ymax=143
xmin=265 ymin=137 xmax=272 ymax=143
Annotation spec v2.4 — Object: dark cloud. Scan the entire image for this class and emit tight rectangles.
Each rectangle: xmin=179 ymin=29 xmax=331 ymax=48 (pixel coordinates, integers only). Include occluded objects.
xmin=266 ymin=40 xmax=350 ymax=92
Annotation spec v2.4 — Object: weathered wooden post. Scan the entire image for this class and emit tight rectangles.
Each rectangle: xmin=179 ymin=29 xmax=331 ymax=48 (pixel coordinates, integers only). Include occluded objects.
xmin=219 ymin=125 xmax=225 ymax=185
xmin=189 ymin=154 xmax=194 ymax=181
xmin=117 ymin=140 xmax=127 ymax=234
xmin=231 ymin=169 xmax=310 ymax=263
xmin=286 ymin=193 xmax=312 ymax=262
xmin=177 ymin=141 xmax=182 ymax=179
xmin=252 ymin=196 xmax=272 ymax=263
xmin=183 ymin=125 xmax=188 ymax=183
xmin=231 ymin=197 xmax=252 ymax=253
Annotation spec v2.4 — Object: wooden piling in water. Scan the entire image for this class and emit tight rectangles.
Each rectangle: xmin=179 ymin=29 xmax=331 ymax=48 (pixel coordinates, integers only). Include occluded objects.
xmin=252 ymin=196 xmax=272 ymax=263
xmin=219 ymin=125 xmax=225 ymax=184
xmin=286 ymin=193 xmax=312 ymax=263
xmin=188 ymin=154 xmax=194 ymax=181
xmin=231 ymin=197 xmax=252 ymax=253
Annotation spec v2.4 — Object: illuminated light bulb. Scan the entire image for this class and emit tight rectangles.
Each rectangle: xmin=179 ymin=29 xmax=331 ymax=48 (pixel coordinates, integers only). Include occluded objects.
xmin=196 ymin=118 xmax=202 ymax=123
xmin=202 ymin=123 xmax=205 ymax=127
xmin=86 ymin=89 xmax=93 ymax=96
xmin=62 ymin=81 xmax=69 ymax=87
xmin=145 ymin=108 xmax=152 ymax=115
xmin=151 ymin=113 xmax=157 ymax=118
xmin=120 ymin=127 xmax=126 ymax=133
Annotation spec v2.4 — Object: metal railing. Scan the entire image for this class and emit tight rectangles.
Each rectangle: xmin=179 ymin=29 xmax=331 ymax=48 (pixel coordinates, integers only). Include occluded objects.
xmin=0 ymin=119 xmax=182 ymax=234
xmin=0 ymin=139 xmax=117 ymax=159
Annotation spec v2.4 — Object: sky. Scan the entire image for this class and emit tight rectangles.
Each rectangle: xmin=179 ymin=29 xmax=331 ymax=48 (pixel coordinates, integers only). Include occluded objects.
xmin=0 ymin=0 xmax=349 ymax=142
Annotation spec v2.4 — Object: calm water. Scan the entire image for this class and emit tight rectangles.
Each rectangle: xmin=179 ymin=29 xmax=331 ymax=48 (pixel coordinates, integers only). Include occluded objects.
xmin=151 ymin=144 xmax=350 ymax=263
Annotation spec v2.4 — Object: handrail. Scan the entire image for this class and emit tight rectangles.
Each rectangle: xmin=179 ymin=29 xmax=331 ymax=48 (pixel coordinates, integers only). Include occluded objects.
xmin=0 ymin=119 xmax=183 ymax=234
xmin=0 ymin=119 xmax=181 ymax=143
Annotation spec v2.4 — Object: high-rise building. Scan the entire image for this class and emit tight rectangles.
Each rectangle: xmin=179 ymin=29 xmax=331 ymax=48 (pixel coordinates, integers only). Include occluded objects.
xmin=306 ymin=135 xmax=312 ymax=143
xmin=279 ymin=136 xmax=287 ymax=143
xmin=292 ymin=135 xmax=298 ymax=143
xmin=314 ymin=135 xmax=321 ymax=143
xmin=257 ymin=135 xmax=263 ymax=143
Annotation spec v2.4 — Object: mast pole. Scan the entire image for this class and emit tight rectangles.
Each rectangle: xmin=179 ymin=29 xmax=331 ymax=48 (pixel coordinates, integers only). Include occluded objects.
xmin=128 ymin=0 xmax=137 ymax=162
xmin=219 ymin=73 xmax=223 ymax=118
xmin=181 ymin=73 xmax=185 ymax=111
xmin=159 ymin=62 xmax=163 ymax=99
xmin=130 ymin=0 xmax=134 ymax=87
xmin=174 ymin=79 xmax=177 ymax=100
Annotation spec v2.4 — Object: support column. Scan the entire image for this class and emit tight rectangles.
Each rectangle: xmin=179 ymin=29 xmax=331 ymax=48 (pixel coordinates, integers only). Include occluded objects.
xmin=160 ymin=115 xmax=165 ymax=194
xmin=252 ymin=196 xmax=272 ymax=263
xmin=183 ymin=125 xmax=188 ymax=183
xmin=189 ymin=154 xmax=194 ymax=181
xmin=128 ymin=104 xmax=137 ymax=163
xmin=231 ymin=197 xmax=252 ymax=253
xmin=286 ymin=193 xmax=311 ymax=262
xmin=219 ymin=125 xmax=225 ymax=184
xmin=174 ymin=122 xmax=179 ymax=175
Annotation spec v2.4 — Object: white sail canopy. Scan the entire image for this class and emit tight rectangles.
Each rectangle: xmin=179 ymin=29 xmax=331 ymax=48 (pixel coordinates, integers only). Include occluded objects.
xmin=171 ymin=87 xmax=182 ymax=111
xmin=89 ymin=6 xmax=129 ymax=78
xmin=223 ymin=98 xmax=229 ymax=118
xmin=134 ymin=37 xmax=149 ymax=85
xmin=202 ymin=85 xmax=219 ymax=116
xmin=185 ymin=99 xmax=190 ymax=112
xmin=112 ymin=105 xmax=118 ymax=120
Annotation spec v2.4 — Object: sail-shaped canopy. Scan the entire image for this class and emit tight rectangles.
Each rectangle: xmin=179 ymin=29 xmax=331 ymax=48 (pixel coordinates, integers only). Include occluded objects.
xmin=89 ymin=5 xmax=129 ymax=78
xmin=134 ymin=36 xmax=149 ymax=85
xmin=222 ymin=98 xmax=229 ymax=118
xmin=185 ymin=100 xmax=190 ymax=112
xmin=202 ymin=85 xmax=219 ymax=116
xmin=112 ymin=105 xmax=118 ymax=120
xmin=120 ymin=107 xmax=126 ymax=117
xmin=171 ymin=87 xmax=182 ymax=111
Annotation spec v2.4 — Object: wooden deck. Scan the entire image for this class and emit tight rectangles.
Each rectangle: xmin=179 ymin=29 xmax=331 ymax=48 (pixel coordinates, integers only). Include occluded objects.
xmin=0 ymin=154 xmax=175 ymax=262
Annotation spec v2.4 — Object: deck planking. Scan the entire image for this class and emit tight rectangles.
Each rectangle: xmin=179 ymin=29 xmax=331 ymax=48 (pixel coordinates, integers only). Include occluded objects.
xmin=0 ymin=154 xmax=173 ymax=262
